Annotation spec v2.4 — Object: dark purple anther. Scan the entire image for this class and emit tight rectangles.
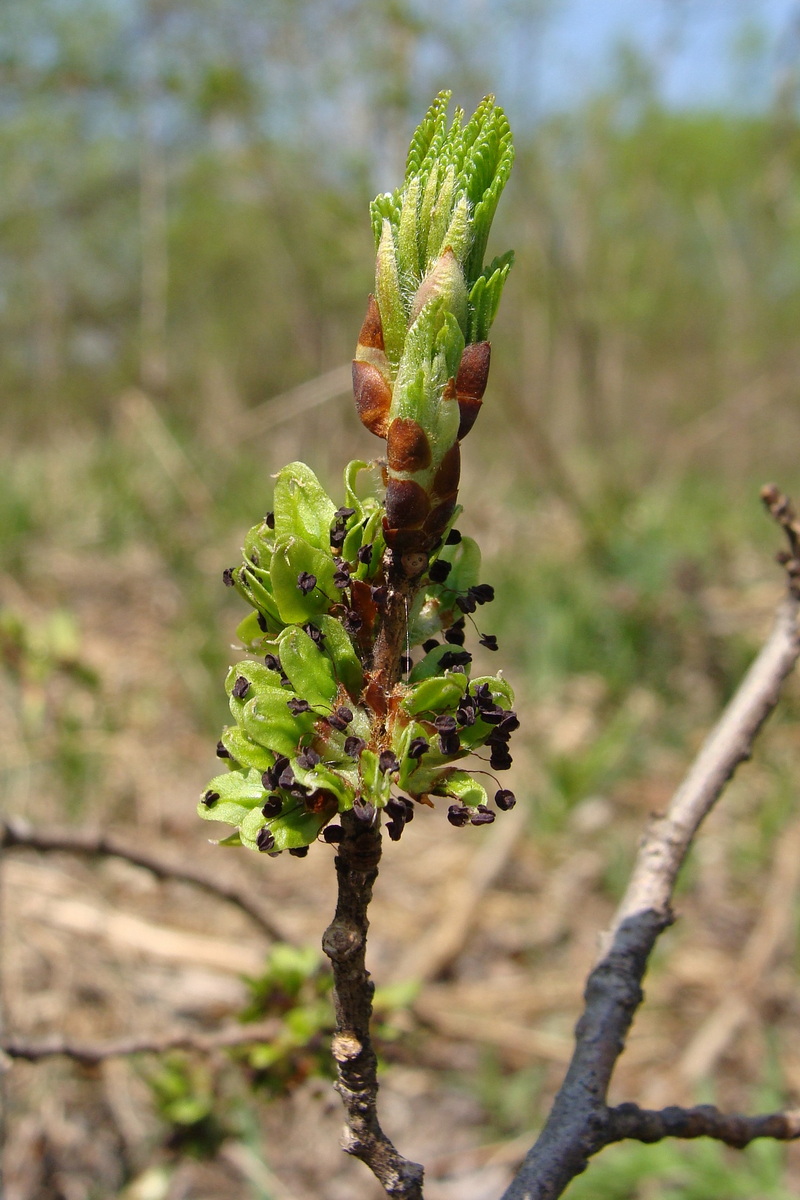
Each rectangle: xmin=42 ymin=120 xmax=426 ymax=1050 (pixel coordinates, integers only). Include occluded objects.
xmin=470 ymin=584 xmax=495 ymax=605
xmin=232 ymin=675 xmax=251 ymax=699
xmin=323 ymin=825 xmax=343 ymax=843
xmin=256 ymin=827 xmax=276 ymax=851
xmin=495 ymin=789 xmax=516 ymax=811
xmin=428 ymin=559 xmax=452 ymax=583
xmin=445 ymin=528 xmax=462 ymax=545
xmin=343 ymin=610 xmax=363 ymax=633
xmin=296 ymin=571 xmax=317 ymax=595
xmin=407 ymin=736 xmax=429 ymax=759
xmin=278 ymin=765 xmax=296 ymax=789
xmin=439 ymin=731 xmax=461 ymax=756
xmin=287 ymin=698 xmax=311 ymax=715
xmin=357 ymin=543 xmax=373 ymax=564
xmin=262 ymin=755 xmax=290 ymax=791
xmin=264 ymin=653 xmax=281 ymax=672
xmin=490 ymin=747 xmax=513 ymax=771
xmin=344 ymin=735 xmax=366 ymax=758
xmin=223 ymin=567 xmax=236 ymax=587
xmin=447 ymin=804 xmax=470 ymax=827
xmin=433 ymin=714 xmax=457 ymax=732
xmin=422 ymin=639 xmax=439 ymax=653
xmin=470 ymin=807 xmax=496 ymax=826
xmin=261 ymin=796 xmax=282 ymax=818
xmin=379 ymin=750 xmax=400 ymax=774
xmin=353 ymin=796 xmax=376 ymax=822
xmin=289 ymin=846 xmax=310 ymax=857
xmin=202 ymin=790 xmax=219 ymax=807
xmin=445 ymin=625 xmax=466 ymax=646
xmin=479 ymin=634 xmax=499 ymax=651
xmin=296 ymin=749 xmax=321 ymax=769
xmin=216 ymin=741 xmax=231 ymax=759
xmin=439 ymin=649 xmax=472 ymax=670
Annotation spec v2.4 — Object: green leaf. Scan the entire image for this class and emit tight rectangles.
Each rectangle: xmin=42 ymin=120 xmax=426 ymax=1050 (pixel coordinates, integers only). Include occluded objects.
xmin=270 ymin=537 xmax=337 ymax=623
xmin=435 ymin=770 xmax=487 ymax=807
xmin=219 ymin=726 xmax=276 ymax=772
xmin=358 ymin=748 xmax=392 ymax=806
xmin=240 ymin=800 xmax=333 ymax=852
xmin=351 ymin=507 xmax=385 ymax=579
xmin=471 ymin=674 xmax=515 ymax=708
xmin=408 ymin=644 xmax=458 ymax=682
xmin=236 ymin=611 xmax=270 ymax=649
xmin=343 ymin=459 xmax=369 ymax=519
xmin=376 ymin=220 xmax=407 ymax=370
xmin=235 ymin=563 xmax=282 ymax=628
xmin=404 ymin=672 xmax=468 ymax=716
xmin=197 ymin=767 xmax=265 ymax=827
xmin=277 ymin=625 xmax=338 ymax=709
xmin=225 ymin=661 xmax=284 ymax=698
xmin=316 ymin=615 xmax=364 ymax=699
xmin=234 ymin=692 xmax=315 ymax=758
xmin=273 ymin=462 xmax=337 ymax=552
xmin=293 ymin=758 xmax=357 ymax=810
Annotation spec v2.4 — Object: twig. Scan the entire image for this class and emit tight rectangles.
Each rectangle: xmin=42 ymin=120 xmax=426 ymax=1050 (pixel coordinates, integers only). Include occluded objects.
xmin=322 ymin=812 xmax=424 ymax=1199
xmin=607 ymin=1101 xmax=800 ymax=1148
xmin=0 ymin=1019 xmax=281 ymax=1065
xmin=502 ymin=582 xmax=800 ymax=1200
xmin=0 ymin=818 xmax=292 ymax=943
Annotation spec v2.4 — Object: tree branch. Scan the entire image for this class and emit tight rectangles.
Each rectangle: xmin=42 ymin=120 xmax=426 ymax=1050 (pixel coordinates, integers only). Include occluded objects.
xmin=0 ymin=818 xmax=292 ymax=943
xmin=502 ymin=587 xmax=800 ymax=1200
xmin=0 ymin=1019 xmax=281 ymax=1065
xmin=607 ymin=1102 xmax=800 ymax=1148
xmin=321 ymin=812 xmax=424 ymax=1199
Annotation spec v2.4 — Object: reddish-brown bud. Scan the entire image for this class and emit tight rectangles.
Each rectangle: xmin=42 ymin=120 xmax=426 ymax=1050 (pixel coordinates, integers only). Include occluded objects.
xmin=357 ymin=294 xmax=385 ymax=351
xmin=352 ymin=360 xmax=391 ymax=438
xmin=455 ymin=341 xmax=491 ymax=439
xmin=387 ymin=417 xmax=432 ymax=473
xmin=432 ymin=443 xmax=461 ymax=501
xmin=385 ymin=478 xmax=430 ymax=529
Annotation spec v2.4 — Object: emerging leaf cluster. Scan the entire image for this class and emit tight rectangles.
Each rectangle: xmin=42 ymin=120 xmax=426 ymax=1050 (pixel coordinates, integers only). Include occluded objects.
xmin=370 ymin=90 xmax=514 ymax=351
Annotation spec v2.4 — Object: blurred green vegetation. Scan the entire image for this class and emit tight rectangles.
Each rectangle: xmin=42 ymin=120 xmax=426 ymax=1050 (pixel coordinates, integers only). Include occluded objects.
xmin=4 ymin=2 xmax=800 ymax=1197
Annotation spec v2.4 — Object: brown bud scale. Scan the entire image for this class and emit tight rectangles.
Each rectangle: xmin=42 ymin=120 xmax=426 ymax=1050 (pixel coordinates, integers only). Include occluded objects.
xmin=352 ymin=360 xmax=391 ymax=438
xmin=423 ymin=499 xmax=457 ymax=537
xmin=357 ymin=295 xmax=385 ymax=351
xmin=432 ymin=443 xmax=461 ymax=501
xmin=387 ymin=417 xmax=432 ymax=473
xmin=456 ymin=341 xmax=491 ymax=440
xmin=385 ymin=478 xmax=430 ymax=529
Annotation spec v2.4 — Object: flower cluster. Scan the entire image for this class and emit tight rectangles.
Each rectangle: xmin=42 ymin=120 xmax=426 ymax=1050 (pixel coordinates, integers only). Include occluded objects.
xmin=199 ymin=459 xmax=517 ymax=853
